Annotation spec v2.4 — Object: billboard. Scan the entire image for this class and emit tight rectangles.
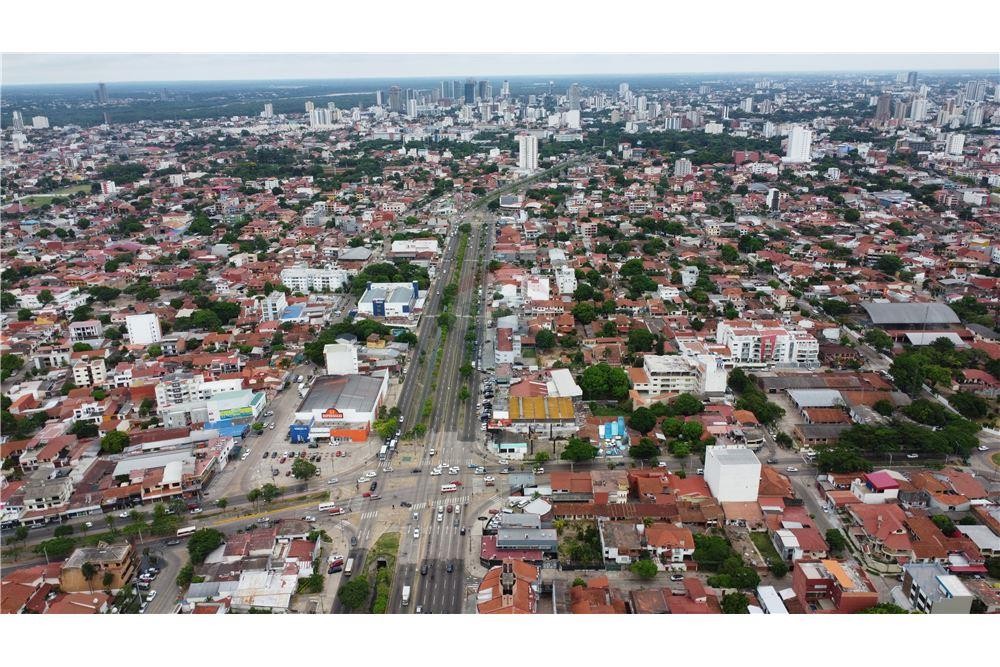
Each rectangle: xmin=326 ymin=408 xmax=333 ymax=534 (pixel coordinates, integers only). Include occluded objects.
xmin=219 ymin=405 xmax=254 ymax=420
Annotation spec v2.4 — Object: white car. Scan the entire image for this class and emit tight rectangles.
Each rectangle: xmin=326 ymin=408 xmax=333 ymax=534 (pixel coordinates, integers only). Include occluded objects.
xmin=785 ymin=466 xmax=799 ymax=473
xmin=449 ymin=467 xmax=460 ymax=475
xmin=326 ymin=478 xmax=339 ymax=484
xmin=483 ymin=475 xmax=495 ymax=483
xmin=906 ymin=453 xmax=919 ymax=459
xmin=118 ymin=511 xmax=129 ymax=518
xmin=978 ymin=445 xmax=990 ymax=452
xmin=357 ymin=477 xmax=368 ymax=484
xmin=533 ymin=467 xmax=544 ymax=474
xmin=413 ymin=528 xmax=420 ymax=539
xmin=190 ymin=507 xmax=203 ymax=514
xmin=383 ymin=466 xmax=394 ymax=473
xmin=364 ymin=471 xmax=377 ymax=478
xmin=303 ymin=515 xmax=317 ymax=523
xmin=428 ymin=449 xmax=436 ymax=456
xmin=146 ymin=590 xmax=157 ymax=603
xmin=429 ymin=469 xmax=442 ymax=476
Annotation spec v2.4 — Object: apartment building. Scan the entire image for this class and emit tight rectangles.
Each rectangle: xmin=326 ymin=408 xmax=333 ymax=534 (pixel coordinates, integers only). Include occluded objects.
xmin=279 ymin=266 xmax=351 ymax=293
xmin=630 ymin=354 xmax=728 ymax=397
xmin=715 ymin=319 xmax=819 ymax=368
xmin=125 ymin=313 xmax=162 ymax=345
xmin=72 ymin=355 xmax=107 ymax=388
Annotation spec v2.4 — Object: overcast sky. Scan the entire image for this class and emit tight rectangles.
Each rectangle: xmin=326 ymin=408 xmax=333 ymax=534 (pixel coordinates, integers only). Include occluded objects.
xmin=3 ymin=53 xmax=997 ymax=85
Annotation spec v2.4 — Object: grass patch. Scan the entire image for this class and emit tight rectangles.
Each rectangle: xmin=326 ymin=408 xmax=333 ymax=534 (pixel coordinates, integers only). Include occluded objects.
xmin=992 ymin=452 xmax=1000 ymax=467
xmin=750 ymin=531 xmax=782 ymax=564
xmin=363 ymin=532 xmax=400 ymax=614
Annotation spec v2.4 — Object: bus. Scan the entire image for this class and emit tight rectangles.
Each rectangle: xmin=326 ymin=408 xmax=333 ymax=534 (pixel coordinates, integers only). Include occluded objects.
xmin=377 ymin=445 xmax=388 ymax=461
xmin=318 ymin=502 xmax=339 ymax=512
xmin=176 ymin=526 xmax=197 ymax=538
xmin=344 ymin=558 xmax=354 ymax=577
xmin=440 ymin=484 xmax=458 ymax=493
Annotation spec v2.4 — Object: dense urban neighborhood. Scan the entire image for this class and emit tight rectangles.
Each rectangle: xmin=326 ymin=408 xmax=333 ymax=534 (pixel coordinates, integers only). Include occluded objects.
xmin=3 ymin=68 xmax=1000 ymax=617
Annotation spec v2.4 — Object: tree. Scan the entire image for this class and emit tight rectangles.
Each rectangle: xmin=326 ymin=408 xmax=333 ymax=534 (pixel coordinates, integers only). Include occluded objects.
xmin=34 ymin=537 xmax=77 ymax=560
xmin=259 ymin=483 xmax=281 ymax=502
xmin=816 ymin=446 xmax=873 ymax=473
xmin=931 ymin=514 xmax=956 ymax=535
xmin=38 ymin=289 xmax=55 ymax=305
xmin=872 ymin=399 xmax=894 ymax=417
xmin=860 ymin=603 xmax=908 ymax=614
xmin=629 ymin=437 xmax=660 ymax=462
xmin=81 ymin=561 xmax=98 ymax=592
xmin=768 ymin=560 xmax=789 ymax=578
xmin=719 ymin=244 xmax=739 ymax=263
xmin=843 ymin=208 xmax=860 ymax=223
xmin=176 ymin=563 xmax=194 ymax=588
xmin=627 ymin=329 xmax=655 ymax=353
xmin=215 ymin=498 xmax=228 ymax=509
xmin=629 ymin=407 xmax=656 ymax=434
xmin=630 ymin=559 xmax=658 ymax=580
xmin=14 ymin=525 xmax=29 ymax=544
xmin=533 ymin=452 xmax=550 ymax=465
xmin=187 ymin=528 xmax=224 ymax=564
xmin=680 ymin=421 xmax=704 ymax=441
xmin=102 ymin=571 xmax=115 ymax=593
xmin=561 ymin=437 xmax=597 ymax=465
xmin=100 ymin=430 xmax=130 ymax=454
xmin=825 ymin=529 xmax=847 ymax=554
xmin=863 ymin=328 xmax=893 ymax=352
xmin=662 ymin=417 xmax=684 ymax=437
xmin=572 ymin=577 xmax=587 ymax=588
xmin=0 ymin=353 xmax=24 ymax=380
xmin=579 ymin=363 xmax=630 ymax=401
xmin=875 ymin=254 xmax=904 ymax=276
xmin=572 ymin=302 xmax=597 ymax=325
xmin=721 ymin=591 xmax=749 ymax=614
xmin=949 ymin=392 xmax=988 ymax=420
xmin=693 ymin=534 xmax=732 ymax=570
xmin=671 ymin=393 xmax=704 ymax=416
xmin=535 ymin=328 xmax=556 ymax=351
xmin=53 ymin=524 xmax=75 ymax=538
xmin=458 ymin=387 xmax=470 ymax=401
xmin=338 ymin=576 xmax=370 ymax=611
xmin=291 ymin=458 xmax=318 ymax=480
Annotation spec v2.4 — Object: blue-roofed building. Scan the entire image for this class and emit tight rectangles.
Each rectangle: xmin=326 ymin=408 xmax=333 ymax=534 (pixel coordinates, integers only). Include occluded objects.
xmin=598 ymin=417 xmax=629 ymax=457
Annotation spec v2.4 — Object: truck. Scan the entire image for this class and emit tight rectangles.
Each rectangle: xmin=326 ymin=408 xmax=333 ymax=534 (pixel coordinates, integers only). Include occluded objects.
xmin=402 ymin=585 xmax=411 ymax=606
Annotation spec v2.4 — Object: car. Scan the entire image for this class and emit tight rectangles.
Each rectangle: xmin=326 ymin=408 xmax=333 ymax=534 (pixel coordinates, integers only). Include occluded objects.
xmin=369 ymin=494 xmax=381 ymax=501
xmin=327 ymin=478 xmax=339 ymax=485
xmin=437 ymin=512 xmax=443 ymax=522
xmin=362 ymin=491 xmax=371 ymax=498
xmin=669 ymin=574 xmax=685 ymax=582
xmin=657 ymin=461 xmax=668 ymax=468
xmin=118 ymin=511 xmax=129 ymax=518
xmin=451 ymin=480 xmax=463 ymax=487
xmin=446 ymin=504 xmax=453 ymax=513
xmin=165 ymin=538 xmax=180 ymax=546
xmin=350 ymin=536 xmax=358 ymax=547
xmin=272 ymin=469 xmax=279 ymax=477
xmin=460 ymin=527 xmax=466 ymax=536
xmin=785 ymin=466 xmax=799 ymax=473
xmin=264 ymin=410 xmax=275 ymax=417
xmin=327 ymin=563 xmax=342 ymax=574
xmin=328 ymin=507 xmax=346 ymax=516
xmin=400 ymin=501 xmax=412 ymax=508
xmin=329 ymin=553 xmax=344 ymax=563
xmin=483 ymin=475 xmax=495 ymax=483
xmin=146 ymin=590 xmax=158 ymax=603
xmin=696 ymin=468 xmax=704 ymax=475
xmin=499 ymin=468 xmax=509 ymax=474
xmin=369 ymin=480 xmax=378 ymax=492
xmin=383 ymin=466 xmax=394 ymax=473
xmin=285 ymin=470 xmax=291 ymax=477
xmin=190 ymin=507 xmax=203 ymax=514
xmin=413 ymin=528 xmax=421 ymax=539
xmin=440 ymin=462 xmax=449 ymax=468
xmin=446 ymin=561 xmax=454 ymax=573
xmin=269 ymin=423 xmax=276 ymax=430
xmin=303 ymin=515 xmax=317 ymax=522
xmin=411 ymin=468 xmax=422 ymax=473
xmin=335 ymin=450 xmax=343 ymax=457
xmin=906 ymin=453 xmax=919 ymax=459
xmin=415 ymin=605 xmax=422 ymax=613
xmin=358 ymin=476 xmax=368 ymax=484
xmin=766 ymin=458 xmax=778 ymax=464
xmin=364 ymin=470 xmax=377 ymax=478
xmin=978 ymin=445 xmax=990 ymax=452
xmin=533 ymin=467 xmax=544 ymax=474
xmin=279 ymin=457 xmax=287 ymax=464
xmin=428 ymin=449 xmax=436 ymax=456
xmin=429 ymin=468 xmax=442 ymax=476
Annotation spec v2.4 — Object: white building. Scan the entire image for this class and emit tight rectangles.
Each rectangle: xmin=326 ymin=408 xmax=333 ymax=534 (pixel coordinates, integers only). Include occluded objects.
xmin=154 ymin=374 xmax=244 ymax=411
xmin=517 ymin=133 xmax=538 ymax=172
xmin=279 ymin=266 xmax=351 ymax=293
xmin=357 ymin=282 xmax=420 ymax=319
xmin=674 ymin=158 xmax=693 ymax=177
xmin=72 ymin=355 xmax=107 ymax=388
xmin=260 ymin=291 xmax=288 ymax=322
xmin=704 ymin=446 xmax=761 ymax=502
xmin=715 ymin=319 xmax=819 ymax=368
xmin=784 ymin=125 xmax=812 ymax=163
xmin=324 ymin=343 xmax=360 ymax=376
xmin=126 ymin=313 xmax=162 ymax=345
xmin=630 ymin=354 xmax=728 ymax=397
xmin=523 ymin=276 xmax=550 ymax=302
xmin=262 ymin=103 xmax=274 ymax=118
xmin=945 ymin=133 xmax=965 ymax=156
xmin=31 ymin=116 xmax=50 ymax=129
xmin=555 ymin=265 xmax=577 ymax=295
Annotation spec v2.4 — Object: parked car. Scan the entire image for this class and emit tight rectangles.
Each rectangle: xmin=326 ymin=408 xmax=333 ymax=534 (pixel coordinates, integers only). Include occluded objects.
xmin=906 ymin=453 xmax=919 ymax=459
xmin=669 ymin=574 xmax=685 ymax=582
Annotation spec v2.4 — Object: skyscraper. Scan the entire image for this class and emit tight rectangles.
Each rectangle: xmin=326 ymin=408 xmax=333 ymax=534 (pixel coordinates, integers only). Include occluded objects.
xmin=910 ymin=96 xmax=928 ymax=122
xmin=517 ymin=133 xmax=538 ymax=172
xmin=11 ymin=110 xmax=24 ymax=131
xmin=874 ymin=94 xmax=892 ymax=122
xmin=388 ymin=86 xmax=402 ymax=113
xmin=567 ymin=83 xmax=581 ymax=111
xmin=262 ymin=103 xmax=274 ymax=118
xmin=906 ymin=71 xmax=918 ymax=87
xmin=674 ymin=158 xmax=693 ymax=177
xmin=96 ymin=82 xmax=109 ymax=105
xmin=464 ymin=79 xmax=476 ymax=104
xmin=945 ymin=133 xmax=965 ymax=156
xmin=501 ymin=80 xmax=510 ymax=98
xmin=784 ymin=125 xmax=812 ymax=163
xmin=305 ymin=100 xmax=315 ymax=113
xmin=375 ymin=90 xmax=383 ymax=107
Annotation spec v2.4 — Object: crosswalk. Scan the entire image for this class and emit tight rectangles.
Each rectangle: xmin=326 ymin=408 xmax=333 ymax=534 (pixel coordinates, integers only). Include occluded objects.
xmin=360 ymin=510 xmax=378 ymax=521
xmin=407 ymin=492 xmax=499 ymax=511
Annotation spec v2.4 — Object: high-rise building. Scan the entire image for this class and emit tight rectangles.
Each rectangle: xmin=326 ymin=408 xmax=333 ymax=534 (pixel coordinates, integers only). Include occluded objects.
xmin=967 ymin=103 xmax=985 ymax=127
xmin=31 ymin=116 xmax=49 ymax=129
xmin=674 ymin=158 xmax=693 ymax=177
xmin=784 ymin=125 xmax=812 ymax=163
xmin=262 ymin=103 xmax=274 ymax=118
xmin=464 ymin=78 xmax=476 ymax=104
xmin=305 ymin=101 xmax=315 ymax=113
xmin=874 ymin=94 xmax=891 ymax=122
xmin=762 ymin=120 xmax=776 ymax=138
xmin=126 ymin=313 xmax=162 ymax=345
xmin=567 ymin=83 xmax=581 ymax=110
xmin=501 ymin=80 xmax=510 ymax=98
xmin=767 ymin=188 xmax=781 ymax=211
xmin=388 ymin=86 xmax=402 ymax=113
xmin=909 ymin=96 xmax=928 ymax=122
xmin=479 ymin=80 xmax=492 ymax=101
xmin=740 ymin=96 xmax=754 ymax=113
xmin=309 ymin=108 xmax=331 ymax=127
xmin=619 ymin=82 xmax=630 ymax=97
xmin=11 ymin=110 xmax=24 ymax=131
xmin=906 ymin=71 xmax=918 ymax=87
xmin=945 ymin=133 xmax=965 ymax=156
xmin=375 ymin=90 xmax=383 ymax=107
xmin=407 ymin=98 xmax=418 ymax=118
xmin=893 ymin=99 xmax=909 ymax=123
xmin=517 ymin=133 xmax=538 ymax=172
xmin=96 ymin=82 xmax=109 ymax=105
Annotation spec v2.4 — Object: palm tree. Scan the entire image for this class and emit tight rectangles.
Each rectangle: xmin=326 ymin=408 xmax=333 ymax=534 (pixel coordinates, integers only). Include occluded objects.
xmin=81 ymin=561 xmax=97 ymax=592
xmin=102 ymin=571 xmax=114 ymax=594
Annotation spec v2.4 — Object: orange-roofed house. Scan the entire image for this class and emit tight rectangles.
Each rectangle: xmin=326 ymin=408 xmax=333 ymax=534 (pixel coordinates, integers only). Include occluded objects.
xmin=476 ymin=559 xmax=539 ymax=614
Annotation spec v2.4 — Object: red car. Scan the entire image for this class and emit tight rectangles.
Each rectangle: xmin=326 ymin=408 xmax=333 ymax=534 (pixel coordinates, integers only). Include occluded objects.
xmin=446 ymin=504 xmax=453 ymax=513
xmin=362 ymin=491 xmax=371 ymax=498
xmin=451 ymin=481 xmax=463 ymax=487
xmin=335 ymin=451 xmax=343 ymax=457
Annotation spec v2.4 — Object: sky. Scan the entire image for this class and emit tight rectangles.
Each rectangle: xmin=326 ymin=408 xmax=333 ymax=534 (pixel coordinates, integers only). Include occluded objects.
xmin=3 ymin=53 xmax=997 ymax=86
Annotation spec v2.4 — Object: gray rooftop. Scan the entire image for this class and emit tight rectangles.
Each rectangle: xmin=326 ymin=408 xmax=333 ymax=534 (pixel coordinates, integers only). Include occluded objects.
xmin=300 ymin=374 xmax=384 ymax=413
xmin=860 ymin=302 xmax=959 ymax=326
xmin=708 ymin=447 xmax=761 ymax=466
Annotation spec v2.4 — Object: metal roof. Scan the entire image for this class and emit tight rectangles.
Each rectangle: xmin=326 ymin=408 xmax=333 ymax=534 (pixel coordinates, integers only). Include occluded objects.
xmin=300 ymin=374 xmax=384 ymax=413
xmin=860 ymin=302 xmax=959 ymax=325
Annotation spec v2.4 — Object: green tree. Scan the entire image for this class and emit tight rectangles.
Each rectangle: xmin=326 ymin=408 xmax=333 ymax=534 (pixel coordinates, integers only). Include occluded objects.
xmin=291 ymin=457 xmax=318 ymax=480
xmin=572 ymin=302 xmax=597 ymax=325
xmin=579 ymin=363 xmax=630 ymax=400
xmin=215 ymin=498 xmax=228 ymax=509
xmin=931 ymin=514 xmax=956 ymax=535
xmin=259 ymin=483 xmax=281 ymax=502
xmin=875 ymin=254 xmax=904 ymax=276
xmin=0 ymin=353 xmax=24 ymax=380
xmin=176 ymin=563 xmax=194 ymax=588
xmin=949 ymin=392 xmax=988 ymax=420
xmin=100 ymin=430 xmax=130 ymax=454
xmin=629 ymin=407 xmax=656 ymax=434
xmin=338 ymin=576 xmax=370 ymax=611
xmin=671 ymin=393 xmax=704 ymax=416
xmin=34 ymin=537 xmax=77 ymax=560
xmin=533 ymin=452 xmax=550 ymax=465
xmin=626 ymin=329 xmax=655 ymax=352
xmin=721 ymin=591 xmax=749 ymax=614
xmin=720 ymin=244 xmax=740 ymax=263
xmin=629 ymin=437 xmax=660 ymax=462
xmin=53 ymin=524 xmax=75 ymax=538
xmin=458 ymin=387 xmax=470 ymax=401
xmin=38 ymin=289 xmax=55 ymax=305
xmin=825 ymin=529 xmax=847 ymax=554
xmin=769 ymin=560 xmax=789 ymax=578
xmin=535 ymin=328 xmax=556 ymax=351
xmin=630 ymin=559 xmax=659 ymax=580
xmin=680 ymin=421 xmax=704 ymax=441
xmin=863 ymin=329 xmax=893 ymax=352
xmin=80 ymin=561 xmax=98 ymax=592
xmin=860 ymin=603 xmax=908 ymax=614
xmin=561 ymin=437 xmax=597 ymax=466
xmin=187 ymin=528 xmax=224 ymax=565
xmin=662 ymin=417 xmax=684 ymax=437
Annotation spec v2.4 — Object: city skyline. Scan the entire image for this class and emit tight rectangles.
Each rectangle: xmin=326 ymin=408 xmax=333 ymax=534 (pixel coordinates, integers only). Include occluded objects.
xmin=3 ymin=52 xmax=998 ymax=85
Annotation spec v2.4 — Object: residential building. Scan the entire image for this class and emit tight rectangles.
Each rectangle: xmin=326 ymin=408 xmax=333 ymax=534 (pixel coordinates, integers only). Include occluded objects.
xmin=901 ymin=562 xmax=974 ymax=614
xmin=125 ymin=313 xmax=162 ymax=345
xmin=703 ymin=446 xmax=761 ymax=502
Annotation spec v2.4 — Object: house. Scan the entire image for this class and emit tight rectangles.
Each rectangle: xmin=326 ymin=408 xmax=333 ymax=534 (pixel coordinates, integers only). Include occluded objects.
xmin=644 ymin=523 xmax=696 ymax=565
xmin=901 ymin=562 xmax=974 ymax=614
xmin=60 ymin=543 xmax=138 ymax=593
xmin=476 ymin=559 xmax=540 ymax=614
xmin=791 ymin=559 xmax=879 ymax=613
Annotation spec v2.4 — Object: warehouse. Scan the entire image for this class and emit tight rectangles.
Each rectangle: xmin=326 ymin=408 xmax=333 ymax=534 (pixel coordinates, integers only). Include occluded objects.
xmin=289 ymin=373 xmax=388 ymax=443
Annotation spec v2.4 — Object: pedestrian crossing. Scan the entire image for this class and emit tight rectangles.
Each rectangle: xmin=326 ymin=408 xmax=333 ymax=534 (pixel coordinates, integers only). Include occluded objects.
xmin=406 ymin=492 xmax=499 ymax=511
xmin=360 ymin=510 xmax=378 ymax=521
